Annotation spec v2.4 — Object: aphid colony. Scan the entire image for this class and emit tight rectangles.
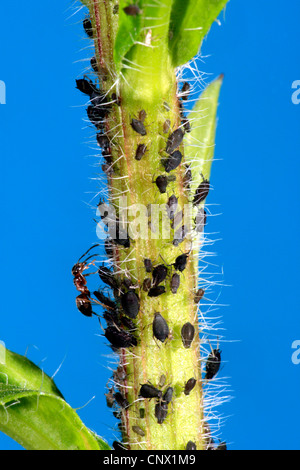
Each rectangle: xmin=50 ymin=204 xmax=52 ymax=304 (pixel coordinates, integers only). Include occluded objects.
xmin=71 ymin=241 xmax=222 ymax=440
xmin=73 ymin=14 xmax=224 ymax=450
xmin=75 ymin=56 xmax=209 ymax=238
xmin=76 ymin=58 xmax=210 ymax=255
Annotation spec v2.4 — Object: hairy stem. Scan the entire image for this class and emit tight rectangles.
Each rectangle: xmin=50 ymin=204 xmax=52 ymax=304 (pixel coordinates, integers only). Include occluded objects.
xmin=82 ymin=0 xmax=220 ymax=451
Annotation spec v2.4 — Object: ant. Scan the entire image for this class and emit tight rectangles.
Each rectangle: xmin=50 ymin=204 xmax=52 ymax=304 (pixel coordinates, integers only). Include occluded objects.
xmin=72 ymin=244 xmax=100 ymax=316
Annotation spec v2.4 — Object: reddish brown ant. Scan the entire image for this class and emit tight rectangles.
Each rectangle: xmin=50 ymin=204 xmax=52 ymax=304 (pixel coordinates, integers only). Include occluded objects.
xmin=72 ymin=244 xmax=100 ymax=316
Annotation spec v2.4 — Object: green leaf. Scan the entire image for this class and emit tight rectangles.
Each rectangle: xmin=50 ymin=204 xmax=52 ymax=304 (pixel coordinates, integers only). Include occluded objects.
xmin=114 ymin=0 xmax=145 ymax=71
xmin=0 ymin=349 xmax=110 ymax=450
xmin=114 ymin=0 xmax=175 ymax=73
xmin=0 ymin=349 xmax=64 ymax=398
xmin=184 ymin=75 xmax=223 ymax=197
xmin=169 ymin=0 xmax=229 ymax=67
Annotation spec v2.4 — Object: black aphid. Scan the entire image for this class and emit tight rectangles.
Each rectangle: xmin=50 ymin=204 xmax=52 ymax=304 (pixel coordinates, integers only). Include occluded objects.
xmin=123 ymin=277 xmax=133 ymax=290
xmin=162 ymin=386 xmax=173 ymax=405
xmin=132 ymin=425 xmax=145 ymax=437
xmin=139 ymin=408 xmax=145 ymax=419
xmin=113 ymin=365 xmax=127 ymax=383
xmin=105 ymin=387 xmax=114 ymax=408
xmin=174 ymin=253 xmax=188 ymax=272
xmin=148 ymin=286 xmax=166 ymax=297
xmin=184 ymin=378 xmax=197 ymax=396
xmin=206 ymin=438 xmax=216 ymax=451
xmin=139 ymin=383 xmax=162 ymax=400
xmin=121 ymin=290 xmax=140 ymax=319
xmin=178 ymin=99 xmax=184 ymax=116
xmin=87 ymin=105 xmax=104 ymax=128
xmin=102 ymin=150 xmax=112 ymax=164
xmin=102 ymin=163 xmax=114 ymax=176
xmin=114 ymin=220 xmax=131 ymax=248
xmin=182 ymin=118 xmax=191 ymax=133
xmin=170 ymin=273 xmax=180 ymax=294
xmin=158 ymin=374 xmax=166 ymax=388
xmin=101 ymin=144 xmax=111 ymax=159
xmin=144 ymin=258 xmax=153 ymax=273
xmin=121 ymin=315 xmax=136 ymax=331
xmin=193 ymin=178 xmax=210 ymax=206
xmin=173 ymin=225 xmax=187 ymax=246
xmin=166 ymin=194 xmax=178 ymax=220
xmin=152 ymin=264 xmax=168 ymax=286
xmin=138 ymin=109 xmax=147 ymax=122
xmin=155 ymin=401 xmax=168 ymax=425
xmin=104 ymin=238 xmax=114 ymax=258
xmin=181 ymin=322 xmax=195 ymax=349
xmin=216 ymin=441 xmax=227 ymax=451
xmin=163 ymin=119 xmax=171 ymax=134
xmin=168 ymin=174 xmax=176 ymax=183
xmin=76 ymin=78 xmax=97 ymax=97
xmin=115 ymin=235 xmax=131 ymax=249
xmin=186 ymin=441 xmax=197 ymax=450
xmin=135 ymin=143 xmax=147 ymax=161
xmin=166 ymin=128 xmax=184 ymax=154
xmin=105 ymin=325 xmax=137 ymax=349
xmin=113 ymin=411 xmax=122 ymax=420
xmin=131 ymin=118 xmax=147 ymax=136
xmin=181 ymin=82 xmax=190 ymax=100
xmin=162 ymin=150 xmax=182 ymax=173
xmin=194 ymin=288 xmax=205 ymax=303
xmin=76 ymin=294 xmax=93 ymax=317
xmin=97 ymin=133 xmax=110 ymax=151
xmin=123 ymin=4 xmax=141 ymax=16
xmin=153 ymin=313 xmax=169 ymax=343
xmin=171 ymin=209 xmax=183 ymax=230
xmin=205 ymin=349 xmax=221 ymax=380
xmin=98 ymin=199 xmax=112 ymax=224
xmin=90 ymin=56 xmax=98 ymax=73
xmin=103 ymin=310 xmax=120 ymax=327
xmin=93 ymin=291 xmax=116 ymax=310
xmin=90 ymin=90 xmax=110 ymax=109
xmin=114 ymin=392 xmax=129 ymax=409
xmin=155 ymin=175 xmax=168 ymax=194
xmin=97 ymin=65 xmax=109 ymax=82
xmin=112 ymin=441 xmax=127 ymax=451
xmin=83 ymin=17 xmax=93 ymax=38
xmin=195 ymin=207 xmax=207 ymax=233
xmin=111 ymin=92 xmax=121 ymax=106
xmin=142 ymin=278 xmax=152 ymax=292
xmin=98 ymin=266 xmax=118 ymax=289
xmin=87 ymin=93 xmax=111 ymax=127
xmin=183 ymin=164 xmax=192 ymax=189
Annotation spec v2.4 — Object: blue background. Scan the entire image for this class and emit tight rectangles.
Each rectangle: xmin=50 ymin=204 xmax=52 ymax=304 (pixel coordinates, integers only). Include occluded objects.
xmin=1 ymin=0 xmax=299 ymax=450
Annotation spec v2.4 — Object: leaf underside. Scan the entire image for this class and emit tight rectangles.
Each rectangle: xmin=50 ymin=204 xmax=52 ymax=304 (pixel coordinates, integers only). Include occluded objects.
xmin=185 ymin=75 xmax=223 ymax=191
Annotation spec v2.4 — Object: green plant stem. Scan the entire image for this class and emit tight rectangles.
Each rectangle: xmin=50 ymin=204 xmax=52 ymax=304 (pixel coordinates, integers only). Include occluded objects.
xmin=85 ymin=0 xmax=216 ymax=450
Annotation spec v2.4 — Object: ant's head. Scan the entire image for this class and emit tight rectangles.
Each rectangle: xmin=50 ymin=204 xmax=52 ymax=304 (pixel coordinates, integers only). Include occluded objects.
xmin=72 ymin=244 xmax=100 ymax=276
xmin=71 ymin=261 xmax=86 ymax=276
